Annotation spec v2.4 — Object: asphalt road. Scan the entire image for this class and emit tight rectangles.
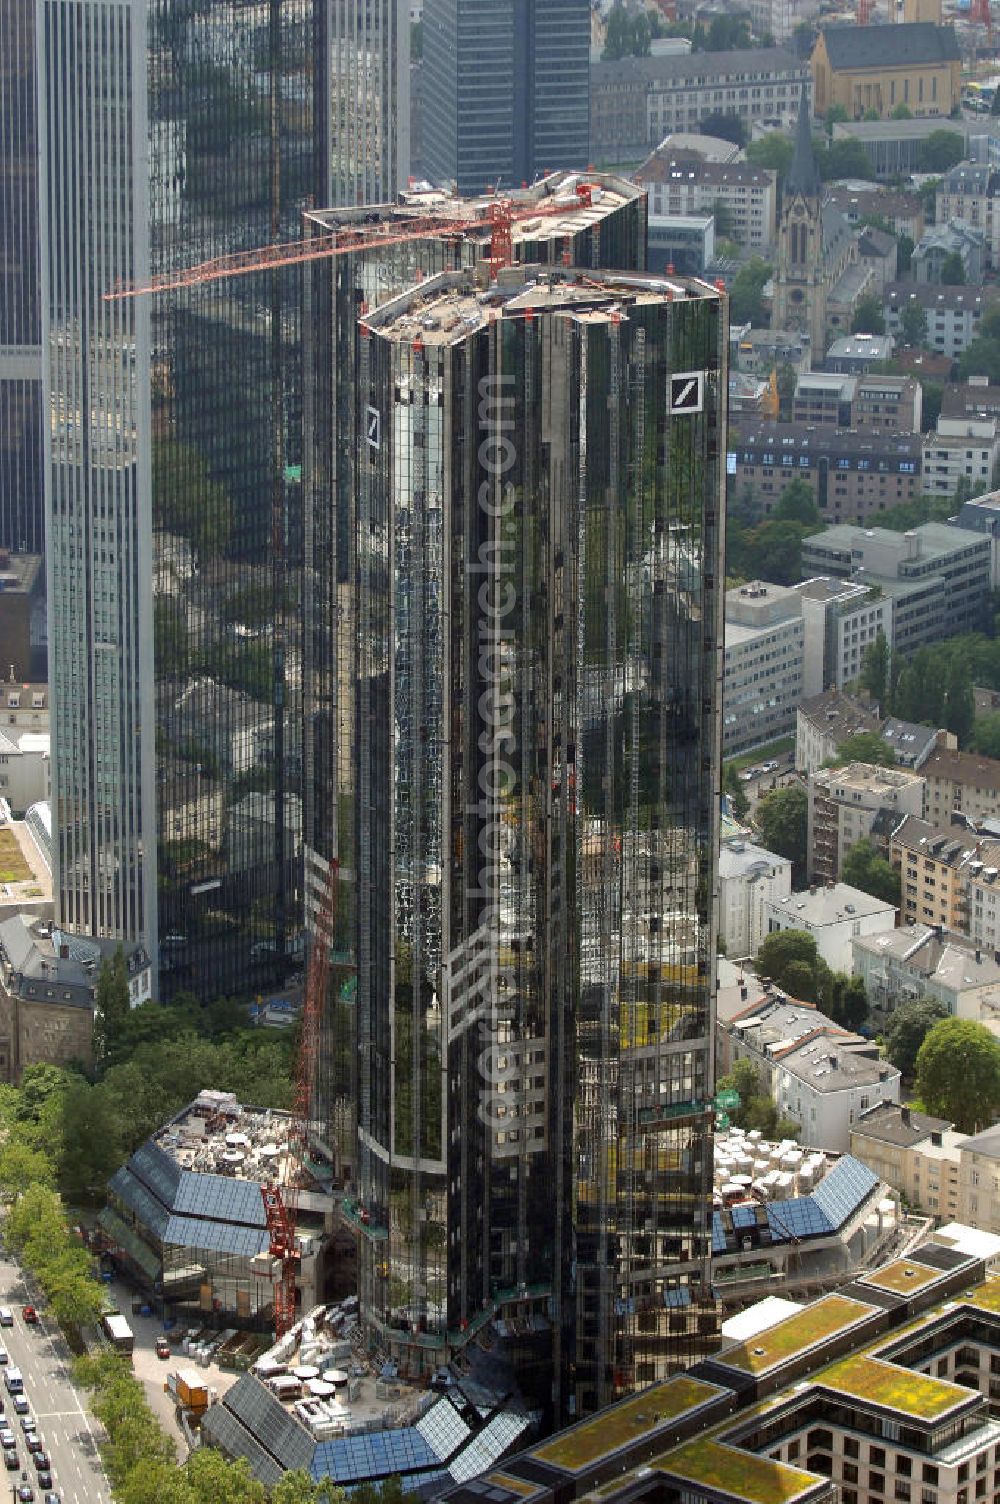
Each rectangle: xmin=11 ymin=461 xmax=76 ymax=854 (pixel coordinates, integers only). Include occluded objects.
xmin=0 ymin=1259 xmax=110 ymax=1504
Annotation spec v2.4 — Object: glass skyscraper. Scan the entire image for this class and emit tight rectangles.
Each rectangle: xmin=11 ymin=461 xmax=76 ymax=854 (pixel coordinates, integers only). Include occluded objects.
xmin=0 ymin=0 xmax=44 ymax=555
xmin=422 ymin=0 xmax=589 ymax=197
xmin=334 ymin=260 xmax=724 ymax=1422
xmin=36 ymin=0 xmax=408 ymax=990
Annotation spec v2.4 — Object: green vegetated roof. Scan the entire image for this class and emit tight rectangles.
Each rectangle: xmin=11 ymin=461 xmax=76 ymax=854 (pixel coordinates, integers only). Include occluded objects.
xmin=720 ymin=1294 xmax=875 ymax=1375
xmin=964 ymin=1279 xmax=1000 ymax=1314
xmin=532 ymin=1374 xmax=721 ymax=1471
xmin=656 ymin=1439 xmax=819 ymax=1504
xmin=818 ymin=1355 xmax=969 ymax=1419
xmin=862 ymin=1260 xmax=943 ymax=1296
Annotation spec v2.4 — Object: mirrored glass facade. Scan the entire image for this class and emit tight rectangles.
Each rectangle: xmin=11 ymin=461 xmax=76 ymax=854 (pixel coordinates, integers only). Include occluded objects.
xmin=37 ymin=0 xmax=407 ymax=990
xmin=342 ymin=265 xmax=723 ymax=1421
xmin=301 ymin=174 xmax=647 ymax=1180
xmin=0 ymin=0 xmax=44 ymax=554
xmin=422 ymin=0 xmax=589 ymax=197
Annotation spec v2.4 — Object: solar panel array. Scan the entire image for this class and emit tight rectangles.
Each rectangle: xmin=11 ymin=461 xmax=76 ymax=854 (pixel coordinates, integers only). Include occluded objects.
xmin=812 ymin=1155 xmax=879 ymax=1227
xmin=312 ymin=1426 xmax=439 ymax=1483
xmin=175 ymin=1169 xmax=267 ymax=1226
xmin=766 ymin=1197 xmax=833 ymax=1241
xmin=225 ymin=1374 xmax=316 ymax=1471
xmin=447 ymin=1413 xmax=530 ymax=1483
xmin=416 ymin=1397 xmax=472 ymax=1459
xmin=164 ymin=1213 xmax=271 ymax=1259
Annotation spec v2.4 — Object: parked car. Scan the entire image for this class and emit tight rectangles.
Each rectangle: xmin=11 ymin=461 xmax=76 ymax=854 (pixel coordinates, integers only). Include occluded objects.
xmin=32 ymin=1454 xmax=49 ymax=1473
xmin=20 ymin=1418 xmax=36 ymax=1436
xmin=3 ymin=1448 xmax=17 ymax=1470
xmin=0 ymin=1345 xmax=11 ymax=1364
xmin=0 ymin=1310 xmax=14 ymax=1328
xmin=24 ymin=1438 xmax=41 ymax=1456
xmin=17 ymin=1484 xmax=33 ymax=1503
xmin=36 ymin=1475 xmax=51 ymax=1493
xmin=21 ymin=1307 xmax=37 ymax=1326
xmin=0 ymin=1428 xmax=15 ymax=1449
xmin=12 ymin=1399 xmax=28 ymax=1417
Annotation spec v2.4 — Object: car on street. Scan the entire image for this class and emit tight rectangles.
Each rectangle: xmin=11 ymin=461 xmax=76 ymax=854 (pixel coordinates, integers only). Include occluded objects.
xmin=155 ymin=1336 xmax=171 ymax=1359
xmin=17 ymin=1484 xmax=33 ymax=1503
xmin=13 ymin=1397 xmax=28 ymax=1415
xmin=36 ymin=1475 xmax=51 ymax=1493
xmin=3 ymin=1447 xmax=17 ymax=1469
xmin=32 ymin=1454 xmax=48 ymax=1473
xmin=0 ymin=1309 xmax=14 ymax=1327
xmin=0 ymin=1345 xmax=10 ymax=1364
xmin=44 ymin=1494 xmax=61 ymax=1504
xmin=20 ymin=1418 xmax=35 ymax=1436
xmin=24 ymin=1435 xmax=41 ymax=1454
xmin=21 ymin=1307 xmax=36 ymax=1325
xmin=0 ymin=1427 xmax=15 ymax=1448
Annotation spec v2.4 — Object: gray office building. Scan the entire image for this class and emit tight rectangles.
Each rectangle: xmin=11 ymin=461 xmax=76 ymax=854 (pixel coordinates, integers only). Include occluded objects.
xmin=422 ymin=0 xmax=589 ymax=196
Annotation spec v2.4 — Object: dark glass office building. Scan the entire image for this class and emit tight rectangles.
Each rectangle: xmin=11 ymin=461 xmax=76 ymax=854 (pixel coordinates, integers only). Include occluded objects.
xmin=336 ymin=262 xmax=724 ymax=1421
xmin=300 ymin=174 xmax=647 ymax=1178
xmin=422 ymin=0 xmax=589 ymax=196
xmin=0 ymin=0 xmax=44 ymax=555
xmin=37 ymin=0 xmax=407 ymax=991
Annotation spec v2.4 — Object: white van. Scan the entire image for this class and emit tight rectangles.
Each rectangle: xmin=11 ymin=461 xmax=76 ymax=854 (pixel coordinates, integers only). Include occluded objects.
xmin=4 ymin=1369 xmax=22 ymax=1395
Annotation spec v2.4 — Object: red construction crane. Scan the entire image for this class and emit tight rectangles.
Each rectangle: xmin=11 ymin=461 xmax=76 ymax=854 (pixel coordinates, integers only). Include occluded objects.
xmin=103 ymin=186 xmax=596 ymax=301
xmin=261 ymin=860 xmax=338 ymax=1338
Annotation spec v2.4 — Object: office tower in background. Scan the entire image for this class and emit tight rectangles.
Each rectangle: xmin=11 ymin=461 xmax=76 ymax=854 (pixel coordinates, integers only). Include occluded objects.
xmin=37 ymin=0 xmax=408 ymax=990
xmin=331 ymin=259 xmax=724 ymax=1420
xmin=422 ymin=0 xmax=589 ymax=196
xmin=0 ymin=0 xmax=44 ymax=555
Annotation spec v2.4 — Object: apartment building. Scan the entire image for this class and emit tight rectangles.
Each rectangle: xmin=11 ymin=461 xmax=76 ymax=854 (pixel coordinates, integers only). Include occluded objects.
xmin=851 ymin=1103 xmax=963 ymax=1221
xmin=880 ymin=718 xmax=939 ymax=770
xmin=853 ymin=375 xmax=923 ymax=435
xmin=936 ymin=164 xmax=1000 ymax=269
xmin=772 ymin=1031 xmax=900 ymax=1151
xmin=923 ymin=416 xmax=1000 ymax=499
xmin=956 ymin=1126 xmax=1000 ymax=1234
xmin=825 ymin=333 xmax=895 ymax=375
xmin=635 ymin=153 xmax=777 ymax=250
xmin=825 ymin=184 xmax=926 ymax=241
xmin=439 ymin=1241 xmax=1000 ymax=1504
xmin=796 ymin=690 xmax=882 ymax=774
xmin=800 ymin=524 xmax=993 ymax=654
xmin=942 ymin=381 xmax=1000 ymax=422
xmin=590 ymin=48 xmax=810 ymax=161
xmin=921 ymin=744 xmax=1000 ymax=827
xmin=792 ymin=579 xmax=892 ymax=696
xmin=852 ymin=924 xmax=1000 ymax=1019
xmin=719 ymin=838 xmax=793 ymax=959
xmin=964 ymin=842 xmax=1000 ymax=958
xmin=792 ymin=373 xmax=856 ymax=428
xmin=762 ymin=882 xmax=897 ymax=973
xmin=723 ymin=582 xmax=805 ymax=756
xmin=889 ymin=814 xmax=978 ymax=931
xmin=808 ymin=761 xmax=925 ymax=884
xmin=884 ymin=283 xmax=997 ymax=360
xmin=733 ymin=326 xmax=812 ymax=377
xmin=731 ymin=424 xmax=923 ymax=523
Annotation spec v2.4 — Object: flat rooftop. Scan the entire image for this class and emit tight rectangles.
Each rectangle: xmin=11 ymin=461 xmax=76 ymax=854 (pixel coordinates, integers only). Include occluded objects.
xmin=717 ymin=1294 xmax=874 ymax=1377
xmin=153 ymin=1089 xmax=301 ymax=1190
xmin=654 ymin=1439 xmax=822 ymax=1504
xmin=817 ymin=1355 xmax=971 ymax=1420
xmin=533 ymin=1375 xmax=723 ymax=1471
xmin=861 ymin=1259 xmax=947 ymax=1297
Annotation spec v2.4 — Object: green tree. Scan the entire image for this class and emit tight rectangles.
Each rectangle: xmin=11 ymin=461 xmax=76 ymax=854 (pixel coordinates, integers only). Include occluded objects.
xmin=755 ymin=928 xmax=822 ymax=994
xmin=943 ymin=654 xmax=975 ymax=745
xmin=602 ymin=3 xmax=631 ymax=58
xmin=824 ymin=972 xmax=869 ymax=1032
xmin=840 ymin=837 xmax=901 ymax=907
xmin=900 ymin=301 xmax=928 ymax=347
xmin=959 ymin=335 xmax=1000 ymax=384
xmin=152 ymin=437 xmax=233 ymax=558
xmin=897 ymin=234 xmax=914 ymax=277
xmin=777 ymin=361 xmax=797 ymax=419
xmin=890 ymin=102 xmax=913 ymax=120
xmin=851 ymin=295 xmax=886 ymax=335
xmin=184 ymin=1450 xmax=267 ymax=1504
xmin=755 ymin=783 xmax=808 ymax=879
xmin=883 ymin=996 xmax=950 ymax=1077
xmin=970 ymin=711 xmax=1000 ymax=758
xmin=940 ymin=250 xmax=966 ymax=286
xmin=773 ymin=477 xmax=820 ymax=525
xmin=746 ymin=134 xmax=794 ymax=190
xmin=920 ymin=380 xmax=943 ymax=432
xmin=825 ymin=102 xmax=849 ymax=128
xmin=729 ymin=257 xmax=772 ymax=325
xmin=916 ymin=1017 xmax=1000 ymax=1133
xmin=711 ymin=197 xmax=734 ymax=238
xmin=57 ymin=1079 xmax=124 ymax=1202
xmin=723 ymin=763 xmax=750 ymax=822
xmin=833 ymin=732 xmax=895 ymax=768
xmin=94 ymin=945 xmax=131 ymax=1060
xmin=918 ymin=131 xmax=965 ymax=174
xmin=0 ymin=1140 xmax=54 ymax=1198
xmin=700 ymin=111 xmax=747 ymax=148
xmin=816 ymin=137 xmax=874 ymax=181
xmin=859 ymin=629 xmax=891 ymax=708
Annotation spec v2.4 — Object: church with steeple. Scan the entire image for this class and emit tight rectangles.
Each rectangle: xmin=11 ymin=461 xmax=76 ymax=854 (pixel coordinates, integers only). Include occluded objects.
xmin=770 ymin=89 xmax=870 ymax=355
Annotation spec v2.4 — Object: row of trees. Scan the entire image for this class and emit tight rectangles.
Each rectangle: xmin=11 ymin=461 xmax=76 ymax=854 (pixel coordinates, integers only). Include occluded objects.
xmin=856 ymin=630 xmax=996 ymax=748
xmin=603 ymin=4 xmax=763 ymax=59
xmin=726 ymin=478 xmax=825 ymax=586
xmin=754 ymin=929 xmax=870 ymax=1031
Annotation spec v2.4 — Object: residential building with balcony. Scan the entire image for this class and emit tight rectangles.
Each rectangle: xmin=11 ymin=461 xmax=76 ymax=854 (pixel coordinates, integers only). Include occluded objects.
xmin=889 ymin=814 xmax=978 ymax=931
xmin=884 ymin=283 xmax=998 ymax=360
xmin=923 ymin=416 xmax=1000 ymax=499
xmin=852 ymin=375 xmax=923 ymax=435
xmin=808 ymin=761 xmax=925 ymax=884
xmin=921 ymin=745 xmax=1000 ymax=828
xmin=852 ymin=924 xmax=1000 ymax=1020
xmin=964 ymin=842 xmax=1000 ymax=959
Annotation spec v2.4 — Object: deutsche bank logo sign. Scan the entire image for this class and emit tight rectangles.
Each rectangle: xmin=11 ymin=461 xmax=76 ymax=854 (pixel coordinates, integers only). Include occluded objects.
xmin=669 ymin=371 xmax=704 ymax=415
xmin=365 ymin=406 xmax=381 ymax=449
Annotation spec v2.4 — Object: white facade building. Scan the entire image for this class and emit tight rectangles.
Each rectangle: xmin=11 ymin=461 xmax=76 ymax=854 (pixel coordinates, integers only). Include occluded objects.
xmin=762 ymin=881 xmax=897 ymax=973
xmin=772 ymin=1033 xmax=900 ymax=1152
xmin=0 ymin=731 xmax=49 ymax=818
xmin=723 ymin=582 xmax=805 ymax=755
xmin=852 ymin=924 xmax=1000 ymax=1020
xmin=792 ymin=577 xmax=893 ymax=696
xmin=718 ymin=839 xmax=793 ymax=959
xmin=922 ymin=415 xmax=1000 ymax=499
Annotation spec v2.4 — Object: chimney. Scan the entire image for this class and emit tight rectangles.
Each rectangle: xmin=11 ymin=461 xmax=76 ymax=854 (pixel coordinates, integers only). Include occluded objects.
xmin=901 ymin=1106 xmax=911 ymax=1125
xmin=977 ymin=950 xmax=982 ymax=964
xmin=931 ymin=1130 xmax=943 ymax=1147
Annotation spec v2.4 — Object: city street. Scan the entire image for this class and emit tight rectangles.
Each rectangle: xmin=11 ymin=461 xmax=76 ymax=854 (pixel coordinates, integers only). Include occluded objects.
xmin=0 ymin=1254 xmax=110 ymax=1504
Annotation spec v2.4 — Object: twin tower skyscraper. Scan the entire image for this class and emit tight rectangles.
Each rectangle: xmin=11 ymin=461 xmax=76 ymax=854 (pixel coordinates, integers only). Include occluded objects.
xmin=1 ymin=0 xmax=725 ymax=1425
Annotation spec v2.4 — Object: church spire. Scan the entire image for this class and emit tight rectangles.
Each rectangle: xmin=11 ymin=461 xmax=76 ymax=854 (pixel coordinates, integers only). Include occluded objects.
xmin=785 ymin=85 xmax=820 ymax=200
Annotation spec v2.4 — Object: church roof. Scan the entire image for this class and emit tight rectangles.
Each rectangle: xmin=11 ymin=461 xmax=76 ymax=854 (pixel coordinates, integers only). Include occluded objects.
xmin=821 ymin=22 xmax=960 ymax=71
xmin=786 ymin=87 xmax=820 ymax=200
xmin=821 ymin=201 xmax=853 ymax=261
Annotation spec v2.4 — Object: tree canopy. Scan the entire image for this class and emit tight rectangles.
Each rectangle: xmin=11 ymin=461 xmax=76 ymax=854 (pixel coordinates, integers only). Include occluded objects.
xmin=851 ymin=295 xmax=885 ymax=335
xmin=840 ymin=837 xmax=901 ymax=908
xmin=883 ymin=996 xmax=950 ymax=1077
xmin=729 ymin=257 xmax=771 ymax=323
xmin=833 ymin=732 xmax=894 ymax=768
xmin=940 ymin=250 xmax=966 ymax=286
xmin=916 ymin=1017 xmax=1000 ymax=1133
xmin=94 ymin=945 xmax=131 ymax=1061
xmin=859 ymin=630 xmax=890 ymax=707
xmin=917 ymin=131 xmax=965 ymax=174
xmin=754 ymin=784 xmax=807 ymax=880
xmin=715 ymin=1057 xmax=801 ymax=1139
